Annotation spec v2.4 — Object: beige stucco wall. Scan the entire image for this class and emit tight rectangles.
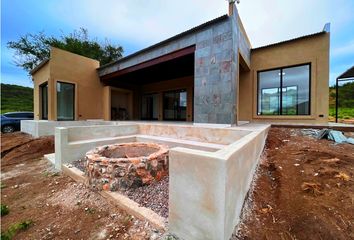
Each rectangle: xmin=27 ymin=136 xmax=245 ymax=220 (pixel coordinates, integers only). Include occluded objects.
xmin=33 ymin=62 xmax=52 ymax=120
xmin=238 ymin=33 xmax=330 ymax=124
xmin=32 ymin=47 xmax=103 ymax=120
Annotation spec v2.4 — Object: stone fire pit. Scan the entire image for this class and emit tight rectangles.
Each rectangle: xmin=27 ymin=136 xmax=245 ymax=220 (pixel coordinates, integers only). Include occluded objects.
xmin=86 ymin=142 xmax=169 ymax=191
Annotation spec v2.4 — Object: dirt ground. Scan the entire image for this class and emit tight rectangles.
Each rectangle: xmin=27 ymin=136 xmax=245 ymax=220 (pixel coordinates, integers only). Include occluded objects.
xmin=1 ymin=132 xmax=163 ymax=240
xmin=234 ymin=128 xmax=354 ymax=240
xmin=1 ymin=129 xmax=354 ymax=240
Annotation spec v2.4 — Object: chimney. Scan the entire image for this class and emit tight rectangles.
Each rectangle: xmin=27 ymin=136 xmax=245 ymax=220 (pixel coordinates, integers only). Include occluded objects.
xmin=228 ymin=0 xmax=236 ymax=16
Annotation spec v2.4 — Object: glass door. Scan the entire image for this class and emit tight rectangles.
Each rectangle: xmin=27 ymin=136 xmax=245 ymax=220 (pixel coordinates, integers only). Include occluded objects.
xmin=141 ymin=93 xmax=159 ymax=120
xmin=163 ymin=89 xmax=187 ymax=121
xmin=57 ymin=81 xmax=75 ymax=121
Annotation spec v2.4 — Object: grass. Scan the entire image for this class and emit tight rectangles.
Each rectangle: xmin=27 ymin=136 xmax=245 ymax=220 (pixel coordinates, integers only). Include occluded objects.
xmin=329 ymin=107 xmax=354 ymax=120
xmin=0 ymin=220 xmax=33 ymax=240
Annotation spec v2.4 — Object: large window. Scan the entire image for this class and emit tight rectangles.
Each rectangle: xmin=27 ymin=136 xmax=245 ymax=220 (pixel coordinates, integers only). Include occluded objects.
xmin=57 ymin=82 xmax=75 ymax=121
xmin=257 ymin=64 xmax=310 ymax=116
xmin=40 ymin=83 xmax=48 ymax=120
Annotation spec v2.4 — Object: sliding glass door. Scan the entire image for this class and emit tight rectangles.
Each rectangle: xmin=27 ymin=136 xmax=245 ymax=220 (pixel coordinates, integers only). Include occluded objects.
xmin=57 ymin=82 xmax=75 ymax=121
xmin=163 ymin=89 xmax=187 ymax=121
xmin=40 ymin=83 xmax=48 ymax=120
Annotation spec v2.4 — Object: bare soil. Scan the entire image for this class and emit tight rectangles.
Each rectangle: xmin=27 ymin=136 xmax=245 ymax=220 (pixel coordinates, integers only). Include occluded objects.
xmin=2 ymin=128 xmax=353 ymax=240
xmin=234 ymin=128 xmax=354 ymax=240
xmin=1 ymin=133 xmax=163 ymax=240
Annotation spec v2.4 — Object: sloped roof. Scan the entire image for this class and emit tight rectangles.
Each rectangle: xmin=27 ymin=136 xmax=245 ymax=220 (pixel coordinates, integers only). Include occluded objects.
xmin=30 ymin=58 xmax=49 ymax=75
xmin=338 ymin=65 xmax=354 ymax=79
xmin=252 ymin=31 xmax=326 ymax=50
xmin=98 ymin=15 xmax=229 ymax=70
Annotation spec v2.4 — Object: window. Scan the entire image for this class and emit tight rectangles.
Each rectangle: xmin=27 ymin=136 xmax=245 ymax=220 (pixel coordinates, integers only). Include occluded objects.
xmin=57 ymin=82 xmax=75 ymax=121
xmin=257 ymin=64 xmax=310 ymax=116
xmin=40 ymin=83 xmax=48 ymax=120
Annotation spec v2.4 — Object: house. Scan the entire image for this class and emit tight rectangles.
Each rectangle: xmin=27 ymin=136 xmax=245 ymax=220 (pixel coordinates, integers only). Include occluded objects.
xmin=30 ymin=2 xmax=330 ymax=125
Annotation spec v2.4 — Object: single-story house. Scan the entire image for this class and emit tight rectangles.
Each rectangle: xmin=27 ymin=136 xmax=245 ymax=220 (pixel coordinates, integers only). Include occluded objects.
xmin=31 ymin=2 xmax=330 ymax=125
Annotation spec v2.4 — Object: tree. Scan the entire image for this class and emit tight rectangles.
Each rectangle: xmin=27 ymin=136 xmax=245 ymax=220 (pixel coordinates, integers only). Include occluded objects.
xmin=7 ymin=28 xmax=123 ymax=73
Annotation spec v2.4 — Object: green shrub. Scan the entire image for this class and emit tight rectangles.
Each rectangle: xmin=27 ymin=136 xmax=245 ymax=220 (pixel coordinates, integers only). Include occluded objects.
xmin=1 ymin=220 xmax=33 ymax=240
xmin=1 ymin=204 xmax=9 ymax=216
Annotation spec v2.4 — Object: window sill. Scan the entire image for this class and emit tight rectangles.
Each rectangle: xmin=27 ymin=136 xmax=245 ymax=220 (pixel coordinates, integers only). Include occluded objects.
xmin=252 ymin=115 xmax=316 ymax=120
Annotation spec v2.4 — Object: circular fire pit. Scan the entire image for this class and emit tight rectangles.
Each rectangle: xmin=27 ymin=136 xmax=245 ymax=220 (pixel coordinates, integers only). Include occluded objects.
xmin=86 ymin=142 xmax=169 ymax=191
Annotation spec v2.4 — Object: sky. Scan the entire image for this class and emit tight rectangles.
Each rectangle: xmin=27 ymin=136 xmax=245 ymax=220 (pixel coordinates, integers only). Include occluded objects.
xmin=1 ymin=0 xmax=354 ymax=88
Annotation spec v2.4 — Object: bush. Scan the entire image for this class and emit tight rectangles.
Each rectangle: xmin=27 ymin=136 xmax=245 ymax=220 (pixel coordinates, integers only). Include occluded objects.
xmin=1 ymin=204 xmax=9 ymax=216
xmin=1 ymin=220 xmax=33 ymax=240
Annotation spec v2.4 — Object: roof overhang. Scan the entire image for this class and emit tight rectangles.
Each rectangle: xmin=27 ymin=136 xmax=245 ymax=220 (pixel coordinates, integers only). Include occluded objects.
xmin=100 ymin=46 xmax=195 ymax=81
xmin=337 ymin=65 xmax=354 ymax=80
xmin=30 ymin=58 xmax=50 ymax=75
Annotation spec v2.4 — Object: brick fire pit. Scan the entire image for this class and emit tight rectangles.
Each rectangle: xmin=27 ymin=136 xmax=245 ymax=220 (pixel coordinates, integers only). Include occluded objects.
xmin=86 ymin=142 xmax=169 ymax=191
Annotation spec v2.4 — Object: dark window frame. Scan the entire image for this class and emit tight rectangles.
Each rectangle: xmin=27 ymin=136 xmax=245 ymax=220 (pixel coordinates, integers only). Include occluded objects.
xmin=257 ymin=63 xmax=311 ymax=116
xmin=40 ymin=82 xmax=48 ymax=120
xmin=56 ymin=81 xmax=75 ymax=121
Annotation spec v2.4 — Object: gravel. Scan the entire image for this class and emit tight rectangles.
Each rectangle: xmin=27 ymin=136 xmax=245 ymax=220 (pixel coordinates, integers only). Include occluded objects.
xmin=72 ymin=158 xmax=86 ymax=172
xmin=120 ymin=176 xmax=169 ymax=219
xmin=72 ymin=158 xmax=169 ymax=219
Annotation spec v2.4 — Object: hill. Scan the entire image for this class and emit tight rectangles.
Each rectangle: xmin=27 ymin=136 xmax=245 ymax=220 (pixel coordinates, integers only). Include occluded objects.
xmin=1 ymin=83 xmax=33 ymax=114
xmin=329 ymin=81 xmax=354 ymax=121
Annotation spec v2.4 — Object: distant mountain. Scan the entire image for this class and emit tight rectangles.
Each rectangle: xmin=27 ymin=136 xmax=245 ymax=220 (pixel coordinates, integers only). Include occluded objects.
xmin=1 ymin=83 xmax=33 ymax=114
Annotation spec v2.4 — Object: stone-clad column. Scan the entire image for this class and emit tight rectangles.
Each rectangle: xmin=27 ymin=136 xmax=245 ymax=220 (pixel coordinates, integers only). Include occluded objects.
xmin=193 ymin=18 xmax=238 ymax=125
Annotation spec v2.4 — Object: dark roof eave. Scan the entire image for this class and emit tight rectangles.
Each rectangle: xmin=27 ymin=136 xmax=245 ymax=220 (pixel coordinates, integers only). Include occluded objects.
xmin=337 ymin=66 xmax=354 ymax=79
xmin=98 ymin=15 xmax=229 ymax=70
xmin=251 ymin=31 xmax=327 ymax=51
xmin=30 ymin=58 xmax=50 ymax=75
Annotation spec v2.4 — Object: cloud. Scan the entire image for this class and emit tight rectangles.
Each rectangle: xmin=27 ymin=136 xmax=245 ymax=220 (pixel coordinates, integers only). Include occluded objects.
xmin=47 ymin=0 xmax=227 ymax=49
xmin=2 ymin=0 xmax=354 ymax=87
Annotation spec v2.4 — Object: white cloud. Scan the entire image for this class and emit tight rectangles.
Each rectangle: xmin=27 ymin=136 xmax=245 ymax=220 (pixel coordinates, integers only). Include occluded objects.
xmin=48 ymin=0 xmax=227 ymax=50
xmin=46 ymin=0 xmax=354 ymax=50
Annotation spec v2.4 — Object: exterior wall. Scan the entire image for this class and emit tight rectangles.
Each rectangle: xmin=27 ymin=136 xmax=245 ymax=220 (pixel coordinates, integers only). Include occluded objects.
xmin=169 ymin=124 xmax=269 ymax=240
xmin=33 ymin=62 xmax=52 ymax=120
xmin=102 ymin=86 xmax=111 ymax=120
xmin=239 ymin=33 xmax=330 ymax=123
xmin=21 ymin=120 xmax=116 ymax=137
xmin=50 ymin=47 xmax=103 ymax=120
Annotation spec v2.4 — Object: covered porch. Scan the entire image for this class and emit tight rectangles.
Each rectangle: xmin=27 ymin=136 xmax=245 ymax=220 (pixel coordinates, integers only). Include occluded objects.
xmin=100 ymin=46 xmax=195 ymax=122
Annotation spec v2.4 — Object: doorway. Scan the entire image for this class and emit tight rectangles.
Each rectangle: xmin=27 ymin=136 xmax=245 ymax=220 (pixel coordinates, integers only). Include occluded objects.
xmin=40 ymin=82 xmax=48 ymax=120
xmin=141 ymin=93 xmax=159 ymax=120
xmin=163 ymin=89 xmax=187 ymax=121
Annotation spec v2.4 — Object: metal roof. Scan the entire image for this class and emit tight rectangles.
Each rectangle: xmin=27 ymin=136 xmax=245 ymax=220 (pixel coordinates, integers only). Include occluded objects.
xmin=98 ymin=15 xmax=229 ymax=70
xmin=252 ymin=31 xmax=326 ymax=50
xmin=337 ymin=65 xmax=354 ymax=80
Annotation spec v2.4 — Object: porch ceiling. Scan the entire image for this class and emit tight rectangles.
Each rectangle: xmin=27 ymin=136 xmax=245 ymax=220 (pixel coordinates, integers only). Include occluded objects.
xmin=101 ymin=47 xmax=195 ymax=88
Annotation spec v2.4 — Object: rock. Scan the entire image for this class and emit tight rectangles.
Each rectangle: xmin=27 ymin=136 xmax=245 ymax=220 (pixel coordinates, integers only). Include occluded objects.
xmin=150 ymin=233 xmax=159 ymax=240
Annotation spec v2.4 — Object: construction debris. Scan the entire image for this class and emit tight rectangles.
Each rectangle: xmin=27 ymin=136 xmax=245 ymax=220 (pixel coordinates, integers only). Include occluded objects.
xmin=317 ymin=129 xmax=354 ymax=144
xmin=302 ymin=128 xmax=354 ymax=144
